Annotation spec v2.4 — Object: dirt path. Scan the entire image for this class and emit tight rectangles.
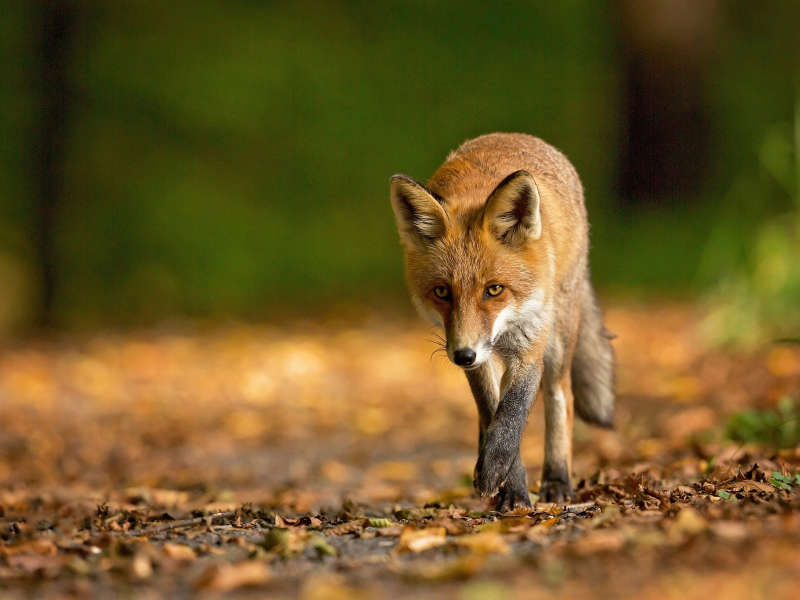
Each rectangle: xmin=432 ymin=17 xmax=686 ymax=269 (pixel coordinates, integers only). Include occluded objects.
xmin=1 ymin=304 xmax=799 ymax=598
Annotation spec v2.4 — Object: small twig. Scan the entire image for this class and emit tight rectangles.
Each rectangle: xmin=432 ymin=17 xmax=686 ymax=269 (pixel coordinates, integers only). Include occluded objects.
xmin=120 ymin=511 xmax=236 ymax=537
xmin=564 ymin=501 xmax=597 ymax=513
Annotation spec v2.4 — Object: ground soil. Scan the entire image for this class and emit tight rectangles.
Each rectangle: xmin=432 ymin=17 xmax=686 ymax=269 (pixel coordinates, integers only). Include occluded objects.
xmin=1 ymin=303 xmax=800 ymax=599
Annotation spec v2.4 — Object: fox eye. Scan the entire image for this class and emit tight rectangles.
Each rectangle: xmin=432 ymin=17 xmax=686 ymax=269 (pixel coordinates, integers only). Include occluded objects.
xmin=434 ymin=286 xmax=451 ymax=300
xmin=486 ymin=285 xmax=505 ymax=297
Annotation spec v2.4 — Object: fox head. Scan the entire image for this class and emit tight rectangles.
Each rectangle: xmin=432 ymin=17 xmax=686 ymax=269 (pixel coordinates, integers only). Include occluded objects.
xmin=390 ymin=170 xmax=548 ymax=369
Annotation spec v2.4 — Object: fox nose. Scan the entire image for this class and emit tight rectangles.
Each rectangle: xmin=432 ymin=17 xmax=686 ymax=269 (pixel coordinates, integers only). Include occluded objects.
xmin=453 ymin=348 xmax=477 ymax=367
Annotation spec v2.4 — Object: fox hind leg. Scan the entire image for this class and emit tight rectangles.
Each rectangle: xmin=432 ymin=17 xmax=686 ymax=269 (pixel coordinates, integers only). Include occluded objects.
xmin=540 ymin=372 xmax=575 ymax=502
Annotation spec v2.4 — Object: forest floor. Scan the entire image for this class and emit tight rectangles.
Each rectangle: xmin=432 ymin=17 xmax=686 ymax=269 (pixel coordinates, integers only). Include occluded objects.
xmin=1 ymin=302 xmax=800 ymax=599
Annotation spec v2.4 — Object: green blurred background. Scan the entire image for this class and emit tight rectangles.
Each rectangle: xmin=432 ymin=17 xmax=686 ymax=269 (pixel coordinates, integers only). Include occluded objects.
xmin=1 ymin=1 xmax=798 ymax=336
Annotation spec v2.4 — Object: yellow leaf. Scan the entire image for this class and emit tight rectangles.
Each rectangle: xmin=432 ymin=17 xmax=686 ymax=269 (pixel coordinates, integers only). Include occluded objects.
xmin=397 ymin=526 xmax=447 ymax=553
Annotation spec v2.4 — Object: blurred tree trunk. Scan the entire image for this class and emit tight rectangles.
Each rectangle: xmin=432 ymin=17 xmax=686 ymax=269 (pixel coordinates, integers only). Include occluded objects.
xmin=33 ymin=0 xmax=78 ymax=328
xmin=615 ymin=0 xmax=718 ymax=207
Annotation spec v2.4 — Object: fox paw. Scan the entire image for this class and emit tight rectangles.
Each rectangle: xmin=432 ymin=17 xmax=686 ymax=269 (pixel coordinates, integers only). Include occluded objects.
xmin=539 ymin=479 xmax=573 ymax=503
xmin=473 ymin=439 xmax=515 ymax=498
xmin=495 ymin=485 xmax=532 ymax=513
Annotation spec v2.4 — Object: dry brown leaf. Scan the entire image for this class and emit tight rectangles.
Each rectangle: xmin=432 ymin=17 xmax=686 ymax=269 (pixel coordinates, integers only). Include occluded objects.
xmin=504 ymin=506 xmax=536 ymax=517
xmin=436 ymin=507 xmax=468 ymax=519
xmin=432 ymin=517 xmax=469 ymax=535
xmin=397 ymin=526 xmax=447 ymax=553
xmin=738 ymin=480 xmax=775 ymax=494
xmin=275 ymin=514 xmax=322 ymax=528
xmin=537 ymin=504 xmax=564 ymax=516
xmin=324 ymin=520 xmax=364 ymax=536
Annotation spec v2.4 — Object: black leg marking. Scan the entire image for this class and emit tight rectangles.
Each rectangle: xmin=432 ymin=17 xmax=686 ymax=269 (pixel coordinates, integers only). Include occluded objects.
xmin=495 ymin=456 xmax=531 ymax=512
xmin=540 ymin=461 xmax=573 ymax=503
xmin=473 ymin=366 xmax=541 ymax=498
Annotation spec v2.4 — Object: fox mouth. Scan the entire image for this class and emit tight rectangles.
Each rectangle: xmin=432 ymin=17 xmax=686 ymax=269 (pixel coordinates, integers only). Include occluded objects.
xmin=458 ymin=363 xmax=480 ymax=371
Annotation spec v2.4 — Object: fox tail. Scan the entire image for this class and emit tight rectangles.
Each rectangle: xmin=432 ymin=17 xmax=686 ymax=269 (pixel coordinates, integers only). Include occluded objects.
xmin=571 ymin=273 xmax=616 ymax=428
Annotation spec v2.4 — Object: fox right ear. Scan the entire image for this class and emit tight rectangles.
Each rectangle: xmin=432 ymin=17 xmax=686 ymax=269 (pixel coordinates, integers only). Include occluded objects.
xmin=390 ymin=175 xmax=448 ymax=247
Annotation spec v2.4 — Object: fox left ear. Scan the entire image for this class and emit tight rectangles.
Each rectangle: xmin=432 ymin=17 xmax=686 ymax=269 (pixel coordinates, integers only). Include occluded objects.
xmin=482 ymin=170 xmax=542 ymax=247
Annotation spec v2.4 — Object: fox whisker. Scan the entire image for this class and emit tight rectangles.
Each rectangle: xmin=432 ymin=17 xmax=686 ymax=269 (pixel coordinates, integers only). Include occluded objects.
xmin=425 ymin=338 xmax=446 ymax=348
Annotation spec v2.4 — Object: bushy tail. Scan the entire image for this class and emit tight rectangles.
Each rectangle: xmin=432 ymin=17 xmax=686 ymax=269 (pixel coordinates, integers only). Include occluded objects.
xmin=572 ymin=274 xmax=615 ymax=428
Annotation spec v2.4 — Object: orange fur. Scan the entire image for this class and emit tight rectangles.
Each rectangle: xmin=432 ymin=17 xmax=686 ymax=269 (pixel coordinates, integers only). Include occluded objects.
xmin=390 ymin=133 xmax=614 ymax=504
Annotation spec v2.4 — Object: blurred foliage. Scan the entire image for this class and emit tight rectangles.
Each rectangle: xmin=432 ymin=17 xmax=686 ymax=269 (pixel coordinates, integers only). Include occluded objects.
xmin=726 ymin=397 xmax=800 ymax=449
xmin=0 ymin=1 xmax=799 ymax=329
xmin=701 ymin=100 xmax=800 ymax=346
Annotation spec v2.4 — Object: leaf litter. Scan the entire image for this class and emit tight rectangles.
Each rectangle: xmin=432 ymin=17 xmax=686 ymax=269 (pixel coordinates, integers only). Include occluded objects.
xmin=0 ymin=304 xmax=799 ymax=597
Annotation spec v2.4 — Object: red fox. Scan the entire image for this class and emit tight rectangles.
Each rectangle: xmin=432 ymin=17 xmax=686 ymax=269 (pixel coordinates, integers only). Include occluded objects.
xmin=390 ymin=133 xmax=615 ymax=508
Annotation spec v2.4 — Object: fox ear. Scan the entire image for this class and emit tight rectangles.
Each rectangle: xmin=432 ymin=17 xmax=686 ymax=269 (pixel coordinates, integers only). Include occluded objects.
xmin=390 ymin=174 xmax=448 ymax=247
xmin=482 ymin=170 xmax=542 ymax=247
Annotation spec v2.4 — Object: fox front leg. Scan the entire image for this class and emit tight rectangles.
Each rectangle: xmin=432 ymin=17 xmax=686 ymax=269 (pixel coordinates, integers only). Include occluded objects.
xmin=466 ymin=366 xmax=531 ymax=511
xmin=472 ymin=366 xmax=541 ymax=501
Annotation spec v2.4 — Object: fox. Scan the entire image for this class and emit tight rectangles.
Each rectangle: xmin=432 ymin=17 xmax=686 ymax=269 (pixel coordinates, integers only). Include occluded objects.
xmin=389 ymin=133 xmax=615 ymax=508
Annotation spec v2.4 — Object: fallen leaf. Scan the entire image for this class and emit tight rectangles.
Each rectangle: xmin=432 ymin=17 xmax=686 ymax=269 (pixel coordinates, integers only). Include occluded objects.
xmin=738 ymin=480 xmax=775 ymax=494
xmin=365 ymin=517 xmax=395 ymax=528
xmin=537 ymin=505 xmax=564 ymax=516
xmin=275 ymin=514 xmax=322 ymax=528
xmin=324 ymin=520 xmax=364 ymax=536
xmin=432 ymin=517 xmax=470 ymax=535
xmin=397 ymin=526 xmax=447 ymax=553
